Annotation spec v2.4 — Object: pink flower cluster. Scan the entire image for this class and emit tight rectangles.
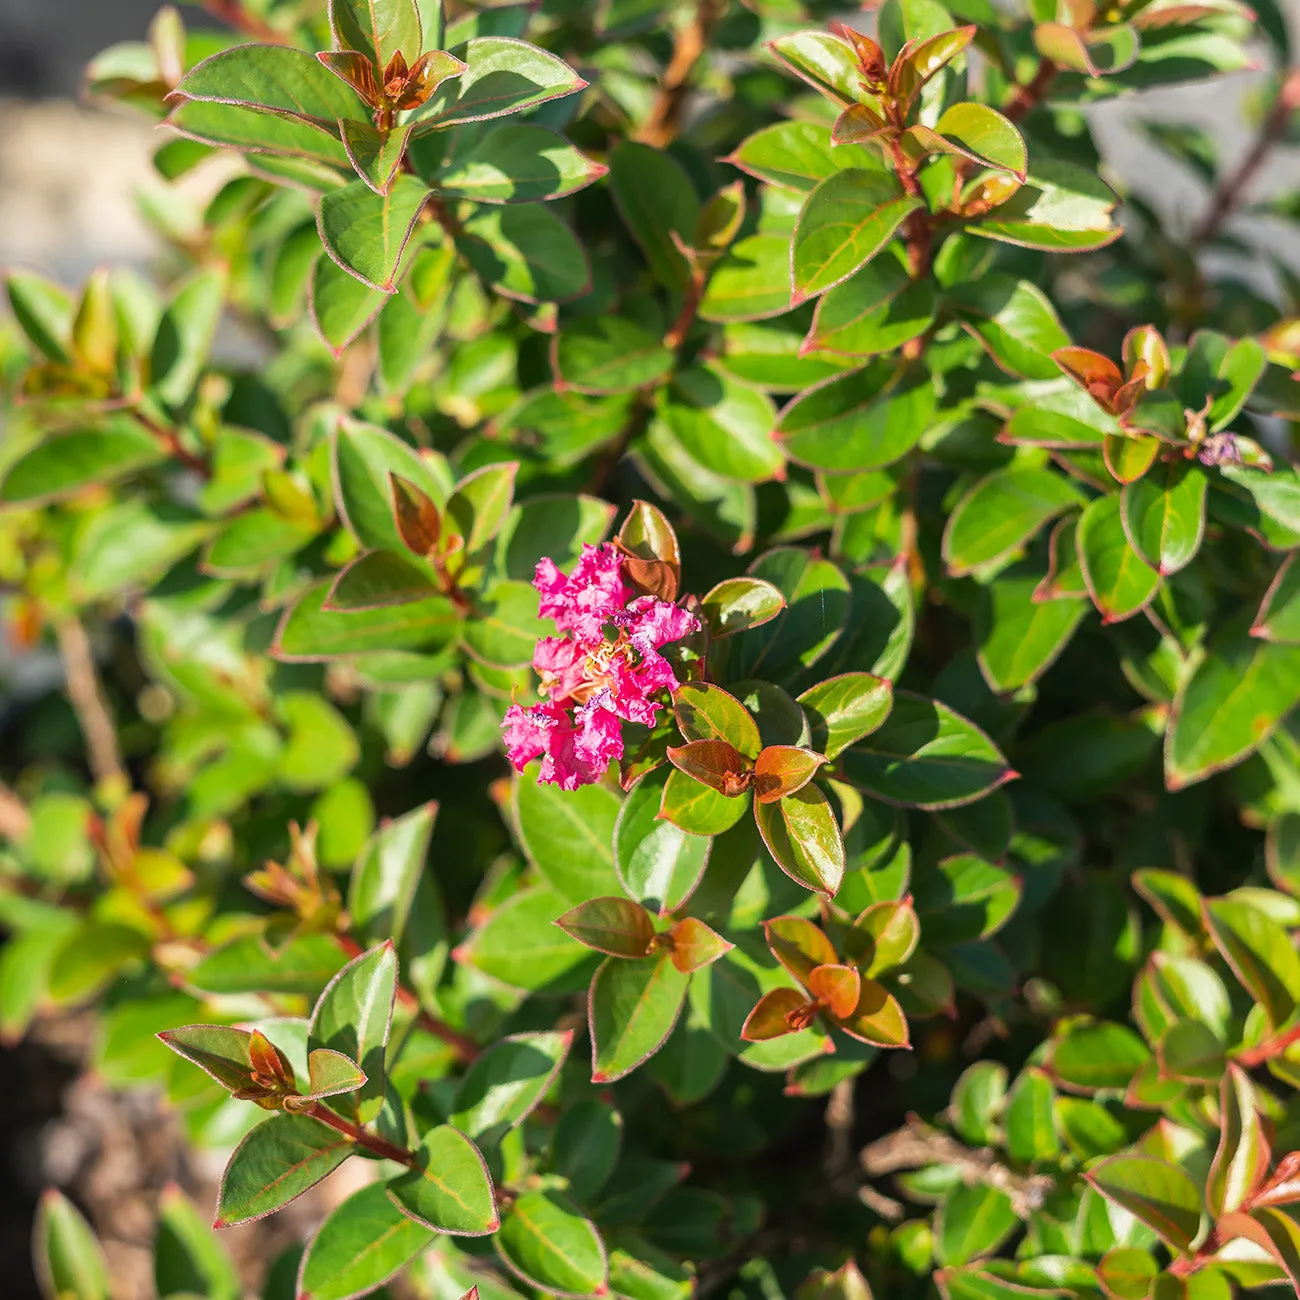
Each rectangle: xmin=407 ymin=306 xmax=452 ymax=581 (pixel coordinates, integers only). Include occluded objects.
xmin=502 ymin=544 xmax=699 ymax=789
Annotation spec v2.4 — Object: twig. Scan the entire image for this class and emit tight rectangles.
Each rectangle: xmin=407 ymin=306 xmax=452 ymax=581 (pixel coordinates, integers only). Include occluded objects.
xmin=861 ymin=1113 xmax=1053 ymax=1217
xmin=56 ymin=618 xmax=125 ymax=788
xmin=888 ymin=139 xmax=933 ymax=278
xmin=824 ymin=1078 xmax=856 ymax=1187
xmin=1236 ymin=1021 xmax=1300 ymax=1067
xmin=133 ymin=410 xmax=210 ymax=477
xmin=1003 ymin=56 xmax=1057 ymax=124
xmin=664 ymin=266 xmax=706 ymax=350
xmin=305 ymin=1101 xmax=417 ymax=1165
xmin=1192 ymin=67 xmax=1300 ymax=247
xmin=0 ymin=782 xmax=31 ymax=841
xmin=636 ymin=0 xmax=722 ymax=148
xmin=202 ymin=0 xmax=288 ymax=43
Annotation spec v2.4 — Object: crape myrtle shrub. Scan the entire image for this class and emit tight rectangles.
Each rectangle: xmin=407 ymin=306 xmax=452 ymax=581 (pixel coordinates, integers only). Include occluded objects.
xmin=5 ymin=0 xmax=1300 ymax=1295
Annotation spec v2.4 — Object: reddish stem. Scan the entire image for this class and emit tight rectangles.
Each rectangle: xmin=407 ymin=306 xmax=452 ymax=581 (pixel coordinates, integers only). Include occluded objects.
xmin=887 ymin=139 xmax=932 ymax=280
xmin=665 ymin=267 xmax=706 ymax=350
xmin=306 ymin=1102 xmax=415 ymax=1165
xmin=1003 ymin=56 xmax=1057 ymax=124
xmin=1236 ymin=1021 xmax=1300 ymax=1067
xmin=1192 ymin=67 xmax=1300 ymax=247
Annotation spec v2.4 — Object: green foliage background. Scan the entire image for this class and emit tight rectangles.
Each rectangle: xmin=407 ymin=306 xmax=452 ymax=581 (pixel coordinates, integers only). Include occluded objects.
xmin=4 ymin=0 xmax=1300 ymax=1296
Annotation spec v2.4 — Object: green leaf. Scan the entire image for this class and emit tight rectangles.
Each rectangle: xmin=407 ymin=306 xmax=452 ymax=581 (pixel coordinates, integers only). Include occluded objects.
xmin=1004 ymin=1067 xmax=1060 ymax=1163
xmin=937 ymin=1183 xmax=1019 ymax=1265
xmin=589 ymin=952 xmax=690 ymax=1082
xmin=463 ymin=580 xmax=546 ymax=667
xmin=907 ymin=102 xmax=1026 ymax=178
xmin=1049 ymin=1019 xmax=1151 ymax=1093
xmin=767 ymin=30 xmax=860 ymax=105
xmin=552 ymin=317 xmax=674 ymax=394
xmin=496 ymin=1190 xmax=609 ymax=1297
xmin=608 ymin=141 xmax=699 ymax=291
xmin=340 ymin=120 xmax=416 ymax=196
xmin=841 ymin=693 xmax=1012 ymax=810
xmin=185 ymin=933 xmax=346 ymax=999
xmin=1203 ymin=895 xmax=1300 ymax=1030
xmin=0 ymin=419 xmax=163 ymax=506
xmin=797 ymin=674 xmax=893 ymax=759
xmin=951 ymin=1061 xmax=1007 ymax=1146
xmin=458 ymin=203 xmax=591 ymax=303
xmin=404 ymin=37 xmax=586 ymax=130
xmin=309 ymin=942 xmax=396 ymax=1123
xmin=329 ymin=0 xmax=423 ymax=66
xmin=727 ymin=120 xmax=879 ymax=193
xmin=274 ymin=578 xmax=459 ymax=660
xmin=970 ymin=160 xmax=1120 ymax=252
xmin=450 ymin=1030 xmax=572 ymax=1139
xmin=155 ymin=1184 xmax=240 ymax=1300
xmin=1077 ymin=494 xmax=1161 ymax=624
xmin=945 ymin=277 xmax=1070 ymax=380
xmin=976 ymin=577 xmax=1086 ymax=693
xmin=806 ymin=255 xmax=935 ymax=357
xmin=701 ymin=577 xmax=786 ymax=640
xmin=558 ymin=897 xmax=656 ymax=958
xmin=157 ymin=1024 xmax=259 ymax=1092
xmin=35 ymin=1189 xmax=109 ymax=1300
xmin=552 ymin=1098 xmax=622 ymax=1203
xmin=318 ymin=175 xmax=427 ymax=291
xmin=458 ymin=885 xmax=594 ymax=991
xmin=777 ymin=361 xmax=935 ymax=472
xmin=1120 ymin=462 xmax=1207 ymax=575
xmin=326 ymin=551 xmax=441 ymax=614
xmin=1254 ymin=555 xmax=1300 ymax=644
xmin=206 ymin=509 xmax=318 ymax=576
xmin=754 ymin=783 xmax=846 ymax=895
xmin=615 ymin=769 xmax=712 ymax=916
xmin=514 ymin=772 xmax=622 ymax=902
xmin=215 ymin=1114 xmax=353 ymax=1227
xmin=1086 ymin=1154 xmax=1203 ymax=1253
xmin=1157 ymin=1017 xmax=1225 ymax=1084
xmin=658 ymin=767 xmax=750 ymax=835
xmin=348 ymin=801 xmax=436 ymax=948
xmin=176 ymin=44 xmax=367 ymax=123
xmin=915 ymin=853 xmax=1021 ymax=943
xmin=1165 ymin=617 xmax=1300 ymax=789
xmin=151 ymin=268 xmax=226 ymax=409
xmin=413 ymin=121 xmax=604 ymax=203
xmin=167 ymin=96 xmax=351 ymax=169
xmin=297 ymin=1180 xmax=434 ymax=1300
xmin=310 ymin=253 xmax=387 ymax=353
xmin=943 ymin=466 xmax=1084 ymax=576
xmin=71 ymin=501 xmax=213 ymax=601
xmin=6 ymin=271 xmax=73 ymax=362
xmin=791 ymin=169 xmax=922 ymax=303
xmin=659 ymin=366 xmax=784 ymax=485
xmin=699 ymin=233 xmax=795 ymax=323
xmin=387 ymin=1124 xmax=498 ymax=1233
xmin=674 ymin=682 xmax=762 ymax=758
xmin=333 ymin=417 xmax=452 ymax=552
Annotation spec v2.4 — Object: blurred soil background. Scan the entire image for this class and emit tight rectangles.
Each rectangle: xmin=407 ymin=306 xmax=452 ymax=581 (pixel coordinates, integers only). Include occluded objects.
xmin=1 ymin=0 xmax=1299 ymax=1294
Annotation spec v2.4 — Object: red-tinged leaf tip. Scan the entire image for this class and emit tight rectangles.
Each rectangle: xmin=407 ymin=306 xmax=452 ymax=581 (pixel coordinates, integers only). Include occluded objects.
xmin=212 ymin=1216 xmax=228 ymax=1230
xmin=486 ymin=1216 xmax=501 ymax=1232
xmin=450 ymin=943 xmax=471 ymax=964
xmin=591 ymin=1069 xmax=611 ymax=1084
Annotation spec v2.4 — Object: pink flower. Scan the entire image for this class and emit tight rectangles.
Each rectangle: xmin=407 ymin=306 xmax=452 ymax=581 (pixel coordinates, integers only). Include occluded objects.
xmin=620 ymin=595 xmax=700 ymax=654
xmin=503 ymin=543 xmax=701 ymax=789
xmin=534 ymin=544 xmax=629 ymax=641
